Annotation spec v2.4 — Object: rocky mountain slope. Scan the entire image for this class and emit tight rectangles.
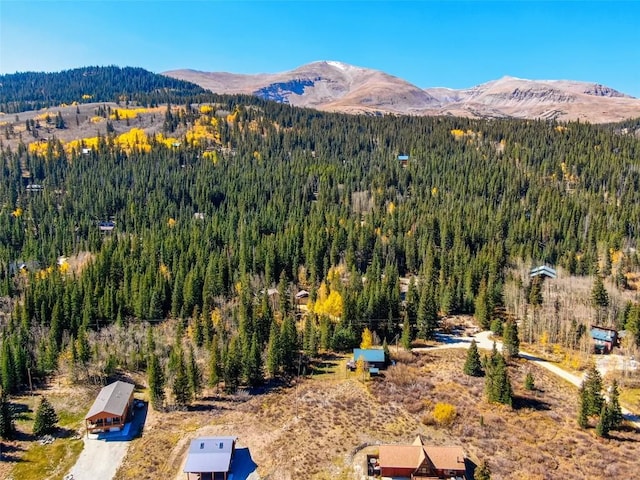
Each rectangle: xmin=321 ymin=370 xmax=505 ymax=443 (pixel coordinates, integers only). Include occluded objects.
xmin=165 ymin=61 xmax=640 ymax=123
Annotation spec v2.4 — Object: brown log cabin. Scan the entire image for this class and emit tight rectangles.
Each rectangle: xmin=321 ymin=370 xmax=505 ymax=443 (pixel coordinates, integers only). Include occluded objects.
xmin=84 ymin=381 xmax=134 ymax=434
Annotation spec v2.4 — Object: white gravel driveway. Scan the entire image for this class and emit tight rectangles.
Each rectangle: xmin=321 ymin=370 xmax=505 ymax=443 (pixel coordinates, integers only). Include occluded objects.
xmin=67 ymin=436 xmax=130 ymax=480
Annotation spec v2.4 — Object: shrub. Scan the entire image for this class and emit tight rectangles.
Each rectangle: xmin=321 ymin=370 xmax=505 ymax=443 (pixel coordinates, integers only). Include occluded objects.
xmin=433 ymin=402 xmax=457 ymax=427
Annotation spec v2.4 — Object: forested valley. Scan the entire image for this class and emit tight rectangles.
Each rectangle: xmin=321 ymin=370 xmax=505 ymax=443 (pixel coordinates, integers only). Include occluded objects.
xmin=1 ymin=75 xmax=640 ymax=409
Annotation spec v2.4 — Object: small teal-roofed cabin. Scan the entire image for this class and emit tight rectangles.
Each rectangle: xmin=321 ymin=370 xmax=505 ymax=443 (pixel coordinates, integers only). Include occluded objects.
xmin=398 ymin=154 xmax=409 ymax=167
xmin=590 ymin=325 xmax=618 ymax=354
xmin=350 ymin=348 xmax=386 ymax=372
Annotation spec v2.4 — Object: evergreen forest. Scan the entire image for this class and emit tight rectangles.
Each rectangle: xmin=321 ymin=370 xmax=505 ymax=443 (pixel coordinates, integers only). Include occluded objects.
xmin=0 ymin=66 xmax=206 ymax=113
xmin=1 ymin=77 xmax=640 ymax=403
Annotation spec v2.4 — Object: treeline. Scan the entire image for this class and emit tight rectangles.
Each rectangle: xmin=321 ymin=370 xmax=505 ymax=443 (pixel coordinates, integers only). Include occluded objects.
xmin=2 ymin=98 xmax=640 ymax=395
xmin=0 ymin=66 xmax=206 ymax=113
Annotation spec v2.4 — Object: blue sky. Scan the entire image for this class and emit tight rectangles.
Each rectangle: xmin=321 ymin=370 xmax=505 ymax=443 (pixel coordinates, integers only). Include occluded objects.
xmin=1 ymin=1 xmax=639 ymax=96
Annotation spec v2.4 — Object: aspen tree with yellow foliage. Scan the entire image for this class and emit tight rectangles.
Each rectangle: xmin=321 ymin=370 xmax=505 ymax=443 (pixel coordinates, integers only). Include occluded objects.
xmin=360 ymin=328 xmax=373 ymax=349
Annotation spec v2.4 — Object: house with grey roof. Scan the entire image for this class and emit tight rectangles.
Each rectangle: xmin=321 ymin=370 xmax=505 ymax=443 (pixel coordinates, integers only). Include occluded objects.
xmin=183 ymin=436 xmax=237 ymax=480
xmin=85 ymin=380 xmax=134 ymax=434
xmin=530 ymin=265 xmax=557 ymax=279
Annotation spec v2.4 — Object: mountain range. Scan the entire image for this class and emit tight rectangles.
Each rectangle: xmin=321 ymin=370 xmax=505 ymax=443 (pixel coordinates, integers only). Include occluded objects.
xmin=165 ymin=61 xmax=640 ymax=123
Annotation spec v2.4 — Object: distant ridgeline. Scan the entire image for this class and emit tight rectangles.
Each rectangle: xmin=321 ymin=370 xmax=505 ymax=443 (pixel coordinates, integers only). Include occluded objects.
xmin=0 ymin=66 xmax=208 ymax=113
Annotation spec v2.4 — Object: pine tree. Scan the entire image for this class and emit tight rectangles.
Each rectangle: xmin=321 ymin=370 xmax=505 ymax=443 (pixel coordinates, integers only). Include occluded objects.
xmin=524 ymin=372 xmax=535 ymax=391
xmin=280 ymin=315 xmax=298 ymax=372
xmin=0 ymin=390 xmax=15 ymax=439
xmin=474 ymin=460 xmax=491 ymax=480
xmin=1 ymin=342 xmax=16 ymax=393
xmin=247 ymin=332 xmax=263 ymax=387
xmin=32 ymin=397 xmax=58 ymax=436
xmin=484 ymin=344 xmax=512 ymax=406
xmin=401 ymin=313 xmax=412 ymax=350
xmin=382 ymin=339 xmax=390 ymax=366
xmin=493 ymin=354 xmax=513 ymax=406
xmin=607 ymin=379 xmax=623 ymax=430
xmin=595 ymin=403 xmax=610 ymax=438
xmin=76 ymin=326 xmax=91 ymax=365
xmin=417 ymin=284 xmax=437 ymax=340
xmin=223 ymin=336 xmax=242 ymax=393
xmin=146 ymin=330 xmax=165 ymax=409
xmin=266 ymin=320 xmax=281 ymax=378
xmin=303 ymin=316 xmax=317 ymax=356
xmin=147 ymin=351 xmax=165 ymax=410
xmin=502 ymin=318 xmax=519 ymax=358
xmin=208 ymin=336 xmax=220 ymax=388
xmin=187 ymin=346 xmax=202 ymax=399
xmin=527 ymin=277 xmax=543 ymax=307
xmin=172 ymin=350 xmax=191 ymax=407
xmin=463 ymin=340 xmax=483 ymax=376
xmin=577 ymin=383 xmax=589 ymax=428
xmin=581 ymin=365 xmax=604 ymax=417
xmin=591 ymin=274 xmax=609 ymax=309
xmin=474 ymin=279 xmax=490 ymax=329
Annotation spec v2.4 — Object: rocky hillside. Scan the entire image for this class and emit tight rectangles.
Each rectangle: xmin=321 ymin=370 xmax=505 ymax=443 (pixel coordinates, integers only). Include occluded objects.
xmin=165 ymin=62 xmax=640 ymax=123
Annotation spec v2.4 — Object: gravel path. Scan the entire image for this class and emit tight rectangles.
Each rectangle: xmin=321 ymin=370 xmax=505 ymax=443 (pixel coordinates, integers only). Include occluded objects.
xmin=66 ymin=436 xmax=130 ymax=480
xmin=67 ymin=403 xmax=147 ymax=480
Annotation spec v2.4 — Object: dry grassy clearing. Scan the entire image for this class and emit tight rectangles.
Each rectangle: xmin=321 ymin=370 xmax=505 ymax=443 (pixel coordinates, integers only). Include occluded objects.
xmin=112 ymin=349 xmax=640 ymax=480
xmin=373 ymin=349 xmax=640 ymax=479
xmin=114 ymin=356 xmax=421 ymax=480
xmin=1 ymin=384 xmax=93 ymax=480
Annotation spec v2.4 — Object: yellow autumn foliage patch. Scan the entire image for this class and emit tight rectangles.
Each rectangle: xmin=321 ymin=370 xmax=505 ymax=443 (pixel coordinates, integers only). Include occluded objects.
xmin=432 ymin=402 xmax=457 ymax=426
xmin=312 ymin=281 xmax=344 ymax=319
xmin=387 ymin=202 xmax=396 ymax=214
xmin=90 ymin=116 xmax=104 ymax=123
xmin=155 ymin=133 xmax=181 ymax=149
xmin=58 ymin=261 xmax=69 ymax=274
xmin=159 ymin=263 xmax=171 ymax=280
xmin=65 ymin=137 xmax=100 ymax=154
xmin=200 ymin=105 xmax=214 ymax=114
xmin=109 ymin=108 xmax=149 ymax=120
xmin=326 ymin=265 xmax=346 ymax=286
xmin=186 ymin=123 xmax=219 ymax=146
xmin=28 ymin=142 xmax=50 ymax=156
xmin=360 ymin=328 xmax=373 ymax=349
xmin=226 ymin=109 xmax=239 ymax=123
xmin=12 ymin=207 xmax=23 ymax=218
xmin=82 ymin=94 xmax=93 ymax=100
xmin=202 ymin=150 xmax=219 ymax=164
xmin=115 ymin=128 xmax=151 ymax=152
